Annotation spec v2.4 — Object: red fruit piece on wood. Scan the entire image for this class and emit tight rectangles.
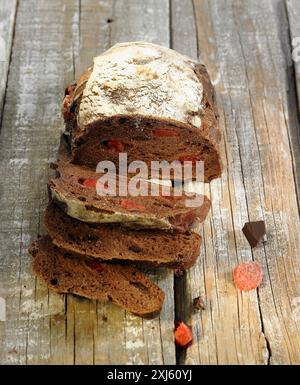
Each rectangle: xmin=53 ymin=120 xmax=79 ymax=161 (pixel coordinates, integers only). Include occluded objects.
xmin=233 ymin=261 xmax=263 ymax=291
xmin=174 ymin=322 xmax=193 ymax=347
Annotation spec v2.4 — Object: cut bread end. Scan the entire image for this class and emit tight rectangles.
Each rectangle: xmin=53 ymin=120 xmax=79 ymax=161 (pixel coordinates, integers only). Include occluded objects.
xmin=29 ymin=236 xmax=165 ymax=318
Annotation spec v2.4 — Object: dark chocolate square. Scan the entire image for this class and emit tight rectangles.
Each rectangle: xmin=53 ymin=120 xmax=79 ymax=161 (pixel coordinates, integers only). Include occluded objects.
xmin=242 ymin=221 xmax=266 ymax=248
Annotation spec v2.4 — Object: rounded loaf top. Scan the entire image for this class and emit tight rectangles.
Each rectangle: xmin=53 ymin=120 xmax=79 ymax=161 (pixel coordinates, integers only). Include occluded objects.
xmin=78 ymin=41 xmax=205 ymax=130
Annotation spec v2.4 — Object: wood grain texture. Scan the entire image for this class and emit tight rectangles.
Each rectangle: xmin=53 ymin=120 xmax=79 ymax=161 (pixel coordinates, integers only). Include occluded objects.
xmin=2 ymin=0 xmax=300 ymax=366
xmin=286 ymin=0 xmax=300 ymax=113
xmin=0 ymin=0 xmax=17 ymax=126
xmin=170 ymin=0 xmax=199 ymax=365
xmin=0 ymin=0 xmax=175 ymax=365
xmin=0 ymin=0 xmax=77 ymax=364
xmin=285 ymin=0 xmax=300 ymax=200
xmin=172 ymin=0 xmax=300 ymax=364
xmin=74 ymin=0 xmax=175 ymax=365
xmin=108 ymin=0 xmax=175 ymax=365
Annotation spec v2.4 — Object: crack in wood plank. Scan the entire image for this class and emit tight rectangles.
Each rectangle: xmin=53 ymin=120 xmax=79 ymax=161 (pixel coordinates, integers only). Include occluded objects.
xmin=170 ymin=0 xmax=199 ymax=365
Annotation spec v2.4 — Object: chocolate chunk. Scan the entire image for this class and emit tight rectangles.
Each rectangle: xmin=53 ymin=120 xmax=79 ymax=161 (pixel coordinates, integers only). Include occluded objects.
xmin=242 ymin=221 xmax=266 ymax=248
xmin=85 ymin=234 xmax=99 ymax=242
xmin=50 ymin=278 xmax=59 ymax=285
xmin=129 ymin=244 xmax=142 ymax=253
xmin=193 ymin=296 xmax=206 ymax=311
xmin=130 ymin=281 xmax=148 ymax=291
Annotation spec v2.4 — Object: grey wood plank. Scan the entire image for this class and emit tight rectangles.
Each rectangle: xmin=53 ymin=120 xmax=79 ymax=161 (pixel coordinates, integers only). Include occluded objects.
xmin=69 ymin=0 xmax=175 ymax=365
xmin=172 ymin=0 xmax=266 ymax=365
xmin=170 ymin=0 xmax=201 ymax=365
xmin=285 ymin=0 xmax=300 ymax=203
xmin=0 ymin=0 xmax=17 ymax=127
xmin=0 ymin=0 xmax=78 ymax=364
xmin=109 ymin=0 xmax=175 ymax=365
xmin=172 ymin=0 xmax=300 ymax=364
xmin=171 ymin=0 xmax=198 ymax=60
xmin=0 ymin=0 xmax=175 ymax=365
xmin=286 ymin=0 xmax=300 ymax=113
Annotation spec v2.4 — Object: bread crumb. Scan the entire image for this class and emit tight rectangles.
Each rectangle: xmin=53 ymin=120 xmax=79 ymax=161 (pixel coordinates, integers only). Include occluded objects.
xmin=193 ymin=296 xmax=206 ymax=311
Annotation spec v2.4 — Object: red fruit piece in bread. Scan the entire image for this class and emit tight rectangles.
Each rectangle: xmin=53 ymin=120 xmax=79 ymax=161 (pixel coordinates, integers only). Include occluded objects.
xmin=86 ymin=259 xmax=103 ymax=273
xmin=62 ymin=43 xmax=222 ymax=183
xmin=174 ymin=322 xmax=193 ymax=347
xmin=233 ymin=261 xmax=263 ymax=291
xmin=106 ymin=139 xmax=124 ymax=152
xmin=82 ymin=178 xmax=97 ymax=188
xmin=121 ymin=199 xmax=146 ymax=211
xmin=153 ymin=128 xmax=179 ymax=137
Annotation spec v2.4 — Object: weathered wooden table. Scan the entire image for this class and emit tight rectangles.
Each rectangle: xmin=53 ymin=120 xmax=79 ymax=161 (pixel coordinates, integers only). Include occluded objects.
xmin=1 ymin=0 xmax=300 ymax=365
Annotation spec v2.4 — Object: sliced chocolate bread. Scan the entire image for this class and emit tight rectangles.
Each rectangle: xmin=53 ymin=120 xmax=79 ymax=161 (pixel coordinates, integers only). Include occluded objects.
xmin=44 ymin=202 xmax=202 ymax=269
xmin=48 ymin=145 xmax=211 ymax=231
xmin=62 ymin=42 xmax=221 ymax=182
xmin=29 ymin=236 xmax=164 ymax=318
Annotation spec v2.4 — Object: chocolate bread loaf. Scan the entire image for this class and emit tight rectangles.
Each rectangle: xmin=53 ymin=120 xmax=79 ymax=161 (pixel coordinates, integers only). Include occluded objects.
xmin=28 ymin=41 xmax=222 ymax=319
xmin=29 ymin=236 xmax=164 ymax=318
xmin=62 ymin=42 xmax=221 ymax=182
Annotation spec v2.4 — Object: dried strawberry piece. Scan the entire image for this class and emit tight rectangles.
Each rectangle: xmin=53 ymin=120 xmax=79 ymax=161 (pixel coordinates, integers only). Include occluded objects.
xmin=233 ymin=261 xmax=263 ymax=291
xmin=86 ymin=259 xmax=103 ymax=273
xmin=81 ymin=178 xmax=97 ymax=188
xmin=153 ymin=128 xmax=179 ymax=137
xmin=121 ymin=199 xmax=146 ymax=211
xmin=178 ymin=155 xmax=201 ymax=164
xmin=106 ymin=139 xmax=124 ymax=152
xmin=174 ymin=322 xmax=193 ymax=347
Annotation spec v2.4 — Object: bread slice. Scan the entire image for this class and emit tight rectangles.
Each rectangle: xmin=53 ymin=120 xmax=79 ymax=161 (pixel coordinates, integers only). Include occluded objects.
xmin=62 ymin=42 xmax=221 ymax=182
xmin=48 ymin=142 xmax=211 ymax=231
xmin=29 ymin=236 xmax=164 ymax=318
xmin=44 ymin=202 xmax=201 ymax=269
